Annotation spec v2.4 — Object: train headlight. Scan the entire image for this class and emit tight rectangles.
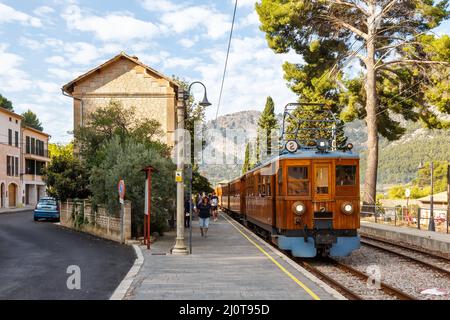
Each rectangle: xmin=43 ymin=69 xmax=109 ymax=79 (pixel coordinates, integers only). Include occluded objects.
xmin=341 ymin=202 xmax=354 ymax=215
xmin=316 ymin=138 xmax=330 ymax=152
xmin=292 ymin=201 xmax=306 ymax=216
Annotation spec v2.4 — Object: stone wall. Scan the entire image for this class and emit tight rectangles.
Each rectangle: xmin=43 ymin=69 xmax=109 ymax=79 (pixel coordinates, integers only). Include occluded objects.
xmin=60 ymin=200 xmax=131 ymax=243
xmin=72 ymin=57 xmax=177 ymax=147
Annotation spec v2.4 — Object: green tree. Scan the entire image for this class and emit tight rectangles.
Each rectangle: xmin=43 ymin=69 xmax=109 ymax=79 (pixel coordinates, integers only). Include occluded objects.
xmin=21 ymin=109 xmax=43 ymax=131
xmin=242 ymin=143 xmax=251 ymax=174
xmin=256 ymin=0 xmax=450 ymax=205
xmin=89 ymin=137 xmax=175 ymax=235
xmin=74 ymin=100 xmax=169 ymax=168
xmin=42 ymin=146 xmax=91 ymax=201
xmin=257 ymin=97 xmax=279 ymax=158
xmin=192 ymin=166 xmax=214 ymax=194
xmin=48 ymin=142 xmax=73 ymax=158
xmin=0 ymin=94 xmax=13 ymax=111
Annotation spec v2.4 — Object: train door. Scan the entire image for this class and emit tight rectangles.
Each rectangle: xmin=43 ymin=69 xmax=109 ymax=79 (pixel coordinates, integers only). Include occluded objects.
xmin=312 ymin=162 xmax=333 ymax=211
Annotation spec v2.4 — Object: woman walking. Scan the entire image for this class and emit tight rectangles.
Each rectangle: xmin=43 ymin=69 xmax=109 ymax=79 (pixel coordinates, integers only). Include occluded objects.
xmin=197 ymin=196 xmax=212 ymax=237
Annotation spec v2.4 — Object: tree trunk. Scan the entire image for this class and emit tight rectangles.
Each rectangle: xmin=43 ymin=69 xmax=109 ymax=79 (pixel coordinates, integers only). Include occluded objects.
xmin=363 ymin=4 xmax=379 ymax=207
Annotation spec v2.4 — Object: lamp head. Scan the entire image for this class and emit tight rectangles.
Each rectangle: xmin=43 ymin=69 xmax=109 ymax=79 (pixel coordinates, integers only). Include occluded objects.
xmin=199 ymin=91 xmax=212 ymax=107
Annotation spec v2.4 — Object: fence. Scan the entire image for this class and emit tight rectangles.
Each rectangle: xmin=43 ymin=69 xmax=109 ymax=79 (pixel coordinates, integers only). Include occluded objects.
xmin=361 ymin=204 xmax=449 ymax=234
xmin=60 ymin=199 xmax=132 ymax=243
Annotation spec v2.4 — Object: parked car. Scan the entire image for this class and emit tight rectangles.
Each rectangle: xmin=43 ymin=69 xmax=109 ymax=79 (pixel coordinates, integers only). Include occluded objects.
xmin=34 ymin=197 xmax=60 ymax=221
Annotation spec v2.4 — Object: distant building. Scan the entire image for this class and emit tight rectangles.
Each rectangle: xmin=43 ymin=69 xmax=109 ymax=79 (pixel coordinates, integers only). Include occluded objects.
xmin=0 ymin=107 xmax=51 ymax=209
xmin=22 ymin=126 xmax=51 ymax=205
xmin=62 ymin=52 xmax=180 ymax=147
xmin=417 ymin=191 xmax=448 ymax=220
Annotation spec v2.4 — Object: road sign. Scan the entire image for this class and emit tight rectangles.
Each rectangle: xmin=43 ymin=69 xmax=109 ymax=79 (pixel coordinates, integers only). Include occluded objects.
xmin=405 ymin=188 xmax=411 ymax=198
xmin=175 ymin=170 xmax=183 ymax=182
xmin=118 ymin=180 xmax=125 ymax=204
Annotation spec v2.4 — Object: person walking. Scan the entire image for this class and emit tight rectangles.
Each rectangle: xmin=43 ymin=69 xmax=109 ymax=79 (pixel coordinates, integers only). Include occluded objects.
xmin=210 ymin=191 xmax=219 ymax=222
xmin=197 ymin=196 xmax=212 ymax=237
xmin=184 ymin=197 xmax=192 ymax=228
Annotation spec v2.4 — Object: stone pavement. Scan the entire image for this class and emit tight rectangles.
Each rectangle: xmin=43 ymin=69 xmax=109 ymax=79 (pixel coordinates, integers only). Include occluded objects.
xmin=125 ymin=213 xmax=343 ymax=300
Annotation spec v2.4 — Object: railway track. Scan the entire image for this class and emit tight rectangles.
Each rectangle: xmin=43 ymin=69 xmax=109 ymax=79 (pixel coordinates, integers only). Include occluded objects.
xmin=224 ymin=211 xmax=415 ymax=300
xmin=297 ymin=258 xmax=415 ymax=300
xmin=361 ymin=236 xmax=450 ymax=278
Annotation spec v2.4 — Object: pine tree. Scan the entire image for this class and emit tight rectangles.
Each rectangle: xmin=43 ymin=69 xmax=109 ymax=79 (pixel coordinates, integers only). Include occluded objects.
xmin=0 ymin=94 xmax=13 ymax=111
xmin=257 ymin=0 xmax=450 ymax=205
xmin=22 ymin=110 xmax=43 ymax=131
xmin=242 ymin=143 xmax=250 ymax=174
xmin=257 ymin=97 xmax=278 ymax=157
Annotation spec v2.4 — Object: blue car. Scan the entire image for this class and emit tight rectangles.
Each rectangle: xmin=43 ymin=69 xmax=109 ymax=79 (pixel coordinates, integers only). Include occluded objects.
xmin=34 ymin=197 xmax=60 ymax=221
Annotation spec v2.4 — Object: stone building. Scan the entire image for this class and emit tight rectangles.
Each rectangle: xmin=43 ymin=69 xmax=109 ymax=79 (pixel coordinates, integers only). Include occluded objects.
xmin=0 ymin=107 xmax=51 ymax=208
xmin=62 ymin=52 xmax=180 ymax=147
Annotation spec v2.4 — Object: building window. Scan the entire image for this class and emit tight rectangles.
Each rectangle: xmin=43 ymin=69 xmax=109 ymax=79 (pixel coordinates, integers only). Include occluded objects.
xmin=15 ymin=119 xmax=18 ymax=124
xmin=8 ymin=129 xmax=12 ymax=145
xmin=26 ymin=136 xmax=30 ymax=153
xmin=25 ymin=159 xmax=35 ymax=175
xmin=15 ymin=131 xmax=19 ymax=148
xmin=31 ymin=138 xmax=35 ymax=154
xmin=15 ymin=157 xmax=18 ymax=176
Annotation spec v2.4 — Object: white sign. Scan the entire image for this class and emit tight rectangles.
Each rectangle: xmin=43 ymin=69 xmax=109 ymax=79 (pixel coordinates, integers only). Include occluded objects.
xmin=405 ymin=188 xmax=411 ymax=198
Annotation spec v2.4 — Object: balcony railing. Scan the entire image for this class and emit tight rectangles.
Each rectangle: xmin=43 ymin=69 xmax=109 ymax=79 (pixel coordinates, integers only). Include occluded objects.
xmin=24 ymin=149 xmax=50 ymax=158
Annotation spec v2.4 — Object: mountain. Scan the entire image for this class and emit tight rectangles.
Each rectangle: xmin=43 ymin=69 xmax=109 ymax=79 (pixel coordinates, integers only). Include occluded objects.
xmin=198 ymin=110 xmax=450 ymax=189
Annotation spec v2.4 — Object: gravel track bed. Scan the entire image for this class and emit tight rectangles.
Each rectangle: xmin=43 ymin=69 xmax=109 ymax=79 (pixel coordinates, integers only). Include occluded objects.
xmin=362 ymin=238 xmax=450 ymax=273
xmin=309 ymin=261 xmax=398 ymax=300
xmin=337 ymin=246 xmax=450 ymax=300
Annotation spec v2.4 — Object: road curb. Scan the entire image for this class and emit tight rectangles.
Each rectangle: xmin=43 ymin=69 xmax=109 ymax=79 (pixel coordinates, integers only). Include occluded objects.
xmin=0 ymin=208 xmax=34 ymax=215
xmin=109 ymin=244 xmax=144 ymax=300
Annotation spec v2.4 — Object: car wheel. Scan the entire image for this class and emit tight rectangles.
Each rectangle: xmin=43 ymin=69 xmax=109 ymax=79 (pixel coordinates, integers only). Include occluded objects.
xmin=34 ymin=217 xmax=38 ymax=221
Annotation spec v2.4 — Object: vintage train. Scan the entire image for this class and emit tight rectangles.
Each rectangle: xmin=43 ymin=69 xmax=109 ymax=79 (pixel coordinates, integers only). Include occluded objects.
xmin=216 ymin=103 xmax=360 ymax=257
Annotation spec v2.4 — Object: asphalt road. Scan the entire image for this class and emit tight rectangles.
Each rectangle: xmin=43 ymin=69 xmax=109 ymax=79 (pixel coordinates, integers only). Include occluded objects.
xmin=0 ymin=211 xmax=135 ymax=300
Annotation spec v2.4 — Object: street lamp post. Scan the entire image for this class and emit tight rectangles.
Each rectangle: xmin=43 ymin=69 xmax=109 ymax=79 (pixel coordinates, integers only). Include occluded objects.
xmin=172 ymin=82 xmax=211 ymax=255
xmin=418 ymin=159 xmax=435 ymax=232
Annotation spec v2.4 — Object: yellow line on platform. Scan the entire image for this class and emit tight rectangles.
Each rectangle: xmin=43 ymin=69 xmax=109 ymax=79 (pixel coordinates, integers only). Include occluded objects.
xmin=222 ymin=214 xmax=321 ymax=300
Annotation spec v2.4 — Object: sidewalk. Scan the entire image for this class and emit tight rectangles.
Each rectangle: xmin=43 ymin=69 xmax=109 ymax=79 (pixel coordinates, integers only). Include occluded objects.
xmin=124 ymin=213 xmax=343 ymax=300
xmin=0 ymin=206 xmax=34 ymax=214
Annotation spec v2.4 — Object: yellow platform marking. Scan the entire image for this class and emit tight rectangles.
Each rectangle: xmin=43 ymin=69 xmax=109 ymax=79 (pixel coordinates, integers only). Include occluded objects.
xmin=222 ymin=214 xmax=321 ymax=300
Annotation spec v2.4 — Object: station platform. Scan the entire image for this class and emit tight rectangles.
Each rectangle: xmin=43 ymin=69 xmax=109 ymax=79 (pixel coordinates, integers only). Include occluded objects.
xmin=125 ymin=213 xmax=343 ymax=300
xmin=360 ymin=221 xmax=450 ymax=258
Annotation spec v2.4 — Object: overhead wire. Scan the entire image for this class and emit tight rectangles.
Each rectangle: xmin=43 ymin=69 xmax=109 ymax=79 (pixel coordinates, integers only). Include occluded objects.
xmin=215 ymin=0 xmax=238 ymax=120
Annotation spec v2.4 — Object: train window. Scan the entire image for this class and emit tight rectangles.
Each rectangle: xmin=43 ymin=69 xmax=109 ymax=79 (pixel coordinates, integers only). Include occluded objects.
xmin=336 ymin=165 xmax=357 ymax=186
xmin=287 ymin=166 xmax=309 ymax=195
xmin=315 ymin=166 xmax=329 ymax=194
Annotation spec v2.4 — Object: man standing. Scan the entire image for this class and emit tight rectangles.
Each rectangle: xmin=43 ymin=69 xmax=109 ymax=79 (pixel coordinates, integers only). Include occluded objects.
xmin=210 ymin=192 xmax=219 ymax=222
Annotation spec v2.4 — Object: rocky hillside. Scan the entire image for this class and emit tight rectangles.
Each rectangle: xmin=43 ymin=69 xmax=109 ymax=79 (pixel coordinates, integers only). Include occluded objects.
xmin=198 ymin=110 xmax=450 ymax=187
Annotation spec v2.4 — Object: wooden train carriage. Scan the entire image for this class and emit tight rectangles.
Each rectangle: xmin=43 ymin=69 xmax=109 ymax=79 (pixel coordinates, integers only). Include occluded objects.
xmin=221 ymin=182 xmax=230 ymax=211
xmin=244 ymin=150 xmax=360 ymax=257
xmin=228 ymin=177 xmax=245 ymax=219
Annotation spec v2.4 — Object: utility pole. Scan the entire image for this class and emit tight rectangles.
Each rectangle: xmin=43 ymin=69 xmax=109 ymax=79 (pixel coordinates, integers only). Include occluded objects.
xmin=429 ymin=161 xmax=435 ymax=232
xmin=172 ymin=87 xmax=189 ymax=255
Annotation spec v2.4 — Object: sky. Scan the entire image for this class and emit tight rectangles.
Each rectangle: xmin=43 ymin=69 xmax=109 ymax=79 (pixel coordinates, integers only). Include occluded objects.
xmin=0 ymin=1 xmax=449 ymax=144
xmin=0 ymin=0 xmax=303 ymax=144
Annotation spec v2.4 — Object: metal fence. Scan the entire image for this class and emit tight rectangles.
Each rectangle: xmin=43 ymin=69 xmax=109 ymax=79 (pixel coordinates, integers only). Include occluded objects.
xmin=361 ymin=204 xmax=449 ymax=234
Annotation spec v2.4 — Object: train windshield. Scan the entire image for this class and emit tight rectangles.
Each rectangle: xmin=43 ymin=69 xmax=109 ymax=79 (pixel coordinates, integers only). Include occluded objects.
xmin=336 ymin=165 xmax=357 ymax=186
xmin=288 ymin=166 xmax=309 ymax=195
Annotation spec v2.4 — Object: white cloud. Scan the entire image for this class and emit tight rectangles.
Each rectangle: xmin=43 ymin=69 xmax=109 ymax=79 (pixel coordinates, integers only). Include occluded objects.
xmin=164 ymin=57 xmax=200 ymax=69
xmin=45 ymin=55 xmax=69 ymax=67
xmin=161 ymin=6 xmax=231 ymax=39
xmin=231 ymin=0 xmax=259 ymax=7
xmin=237 ymin=11 xmax=260 ymax=29
xmin=193 ymin=36 xmax=299 ymax=119
xmin=141 ymin=0 xmax=182 ymax=12
xmin=62 ymin=42 xmax=102 ymax=65
xmin=0 ymin=44 xmax=32 ymax=92
xmin=0 ymin=3 xmax=42 ymax=27
xmin=33 ymin=6 xmax=55 ymax=17
xmin=179 ymin=38 xmax=196 ymax=48
xmin=61 ymin=5 xmax=160 ymax=42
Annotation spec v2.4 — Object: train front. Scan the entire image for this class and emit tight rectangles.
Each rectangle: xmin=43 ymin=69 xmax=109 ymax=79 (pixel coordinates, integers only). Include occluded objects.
xmin=276 ymin=139 xmax=361 ymax=258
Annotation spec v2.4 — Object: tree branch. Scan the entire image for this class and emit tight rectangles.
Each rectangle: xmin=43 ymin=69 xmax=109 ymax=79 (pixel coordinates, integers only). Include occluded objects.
xmin=327 ymin=15 xmax=368 ymax=39
xmin=376 ymin=60 xmax=450 ymax=70
xmin=330 ymin=0 xmax=370 ymax=16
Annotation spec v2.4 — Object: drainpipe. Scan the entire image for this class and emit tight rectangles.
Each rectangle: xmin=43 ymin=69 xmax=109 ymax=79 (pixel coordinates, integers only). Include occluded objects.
xmin=61 ymin=89 xmax=83 ymax=127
